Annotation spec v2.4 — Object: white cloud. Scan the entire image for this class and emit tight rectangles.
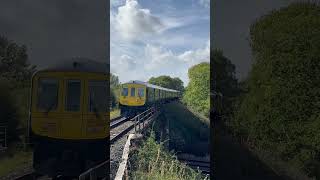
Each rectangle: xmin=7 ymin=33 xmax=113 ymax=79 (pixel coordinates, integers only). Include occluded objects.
xmin=199 ymin=0 xmax=210 ymax=8
xmin=110 ymin=54 xmax=137 ymax=75
xmin=143 ymin=40 xmax=210 ymax=85
xmin=114 ymin=0 xmax=165 ymax=40
xmin=144 ymin=44 xmax=178 ymax=70
xmin=110 ymin=0 xmax=126 ymax=7
xmin=178 ymin=39 xmax=210 ymax=64
xmin=110 ymin=0 xmax=210 ymax=86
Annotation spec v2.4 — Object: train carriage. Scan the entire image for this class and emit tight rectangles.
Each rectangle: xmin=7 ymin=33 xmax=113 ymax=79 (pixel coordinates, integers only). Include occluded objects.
xmin=119 ymin=80 xmax=181 ymax=116
xmin=28 ymin=58 xmax=109 ymax=178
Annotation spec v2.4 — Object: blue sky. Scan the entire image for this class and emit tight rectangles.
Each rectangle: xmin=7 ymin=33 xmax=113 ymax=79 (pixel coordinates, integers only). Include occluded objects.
xmin=110 ymin=0 xmax=209 ymax=87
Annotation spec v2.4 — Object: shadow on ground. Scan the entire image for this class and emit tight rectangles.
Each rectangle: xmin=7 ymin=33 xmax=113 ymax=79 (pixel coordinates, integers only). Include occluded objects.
xmin=212 ymin=120 xmax=292 ymax=180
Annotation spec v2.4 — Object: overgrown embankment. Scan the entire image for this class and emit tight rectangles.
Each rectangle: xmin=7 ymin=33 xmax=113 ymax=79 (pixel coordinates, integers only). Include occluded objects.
xmin=128 ymin=131 xmax=207 ymax=180
xmin=128 ymin=101 xmax=210 ymax=179
xmin=161 ymin=102 xmax=209 ymax=156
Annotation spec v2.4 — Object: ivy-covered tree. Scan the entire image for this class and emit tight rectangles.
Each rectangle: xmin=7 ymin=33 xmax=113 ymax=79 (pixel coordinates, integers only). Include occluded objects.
xmin=148 ymin=75 xmax=184 ymax=92
xmin=233 ymin=2 xmax=320 ymax=177
xmin=183 ymin=62 xmax=210 ymax=117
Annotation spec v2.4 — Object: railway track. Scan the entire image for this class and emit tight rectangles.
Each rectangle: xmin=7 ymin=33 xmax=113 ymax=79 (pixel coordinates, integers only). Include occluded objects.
xmin=110 ymin=116 xmax=130 ymax=129
xmin=178 ymin=156 xmax=210 ymax=175
xmin=110 ymin=116 xmax=134 ymax=144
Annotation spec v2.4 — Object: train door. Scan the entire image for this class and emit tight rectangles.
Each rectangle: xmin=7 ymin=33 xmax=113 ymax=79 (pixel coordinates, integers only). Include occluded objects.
xmin=83 ymin=79 xmax=108 ymax=139
xmin=60 ymin=78 xmax=83 ymax=138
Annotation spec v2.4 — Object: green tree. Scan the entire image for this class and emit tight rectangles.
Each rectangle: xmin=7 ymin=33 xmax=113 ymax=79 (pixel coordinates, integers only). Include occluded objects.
xmin=183 ymin=62 xmax=210 ymax=117
xmin=233 ymin=2 xmax=320 ymax=177
xmin=0 ymin=36 xmax=36 ymax=86
xmin=211 ymin=49 xmax=238 ymax=117
xmin=110 ymin=73 xmax=120 ymax=109
xmin=148 ymin=75 xmax=184 ymax=92
xmin=0 ymin=36 xmax=35 ymax=143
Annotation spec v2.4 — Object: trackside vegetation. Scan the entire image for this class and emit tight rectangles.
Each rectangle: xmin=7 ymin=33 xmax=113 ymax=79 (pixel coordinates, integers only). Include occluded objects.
xmin=0 ymin=36 xmax=35 ymax=177
xmin=129 ymin=131 xmax=208 ymax=180
xmin=183 ymin=62 xmax=210 ymax=117
xmin=230 ymin=2 xmax=320 ymax=178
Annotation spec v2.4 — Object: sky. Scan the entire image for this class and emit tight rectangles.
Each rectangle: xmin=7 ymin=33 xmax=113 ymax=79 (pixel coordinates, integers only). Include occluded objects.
xmin=110 ymin=0 xmax=210 ymax=86
xmin=0 ymin=0 xmax=108 ymax=68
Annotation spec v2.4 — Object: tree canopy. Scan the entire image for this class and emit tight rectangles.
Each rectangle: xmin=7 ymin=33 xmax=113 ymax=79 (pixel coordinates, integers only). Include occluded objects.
xmin=232 ymin=2 xmax=320 ymax=177
xmin=0 ymin=36 xmax=36 ymax=86
xmin=183 ymin=62 xmax=210 ymax=117
xmin=0 ymin=36 xmax=34 ymax=142
xmin=148 ymin=75 xmax=184 ymax=92
xmin=211 ymin=49 xmax=238 ymax=116
xmin=110 ymin=73 xmax=120 ymax=109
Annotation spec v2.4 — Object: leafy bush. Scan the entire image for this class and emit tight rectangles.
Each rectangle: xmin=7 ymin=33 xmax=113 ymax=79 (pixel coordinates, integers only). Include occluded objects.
xmin=232 ymin=2 xmax=320 ymax=177
xmin=183 ymin=62 xmax=210 ymax=117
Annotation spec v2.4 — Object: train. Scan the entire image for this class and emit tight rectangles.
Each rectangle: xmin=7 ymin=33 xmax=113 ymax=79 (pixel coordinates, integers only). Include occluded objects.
xmin=119 ymin=80 xmax=181 ymax=116
xmin=28 ymin=58 xmax=109 ymax=178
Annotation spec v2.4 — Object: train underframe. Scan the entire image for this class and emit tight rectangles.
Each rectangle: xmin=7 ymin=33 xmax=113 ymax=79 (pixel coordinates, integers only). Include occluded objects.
xmin=32 ymin=135 xmax=108 ymax=178
xmin=119 ymin=98 xmax=179 ymax=117
xmin=119 ymin=104 xmax=147 ymax=117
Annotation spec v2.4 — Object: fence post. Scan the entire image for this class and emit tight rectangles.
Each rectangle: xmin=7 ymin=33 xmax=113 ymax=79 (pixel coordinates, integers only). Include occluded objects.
xmin=134 ymin=117 xmax=137 ymax=133
xmin=138 ymin=115 xmax=140 ymax=132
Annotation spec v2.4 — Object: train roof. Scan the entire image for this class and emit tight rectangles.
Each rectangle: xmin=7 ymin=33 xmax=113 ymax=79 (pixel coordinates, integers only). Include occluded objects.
xmin=37 ymin=57 xmax=108 ymax=73
xmin=123 ymin=80 xmax=180 ymax=92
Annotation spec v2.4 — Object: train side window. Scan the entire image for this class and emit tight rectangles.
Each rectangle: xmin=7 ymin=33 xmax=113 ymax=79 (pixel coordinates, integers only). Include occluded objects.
xmin=37 ymin=78 xmax=59 ymax=111
xmin=65 ymin=80 xmax=81 ymax=111
xmin=138 ymin=88 xmax=144 ymax=97
xmin=122 ymin=88 xmax=128 ymax=96
xmin=130 ymin=88 xmax=135 ymax=97
xmin=88 ymin=81 xmax=108 ymax=112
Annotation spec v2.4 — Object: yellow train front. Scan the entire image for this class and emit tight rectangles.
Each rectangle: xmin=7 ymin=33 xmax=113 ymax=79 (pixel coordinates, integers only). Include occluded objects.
xmin=119 ymin=80 xmax=180 ymax=116
xmin=28 ymin=58 xmax=109 ymax=177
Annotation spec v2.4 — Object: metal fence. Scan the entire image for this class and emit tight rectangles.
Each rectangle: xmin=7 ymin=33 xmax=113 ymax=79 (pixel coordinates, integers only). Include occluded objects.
xmin=78 ymin=106 xmax=159 ymax=180
xmin=132 ymin=106 xmax=158 ymax=133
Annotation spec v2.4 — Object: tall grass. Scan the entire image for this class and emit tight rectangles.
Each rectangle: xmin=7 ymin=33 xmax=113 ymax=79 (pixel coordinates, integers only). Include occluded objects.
xmin=129 ymin=131 xmax=208 ymax=180
xmin=110 ymin=108 xmax=120 ymax=120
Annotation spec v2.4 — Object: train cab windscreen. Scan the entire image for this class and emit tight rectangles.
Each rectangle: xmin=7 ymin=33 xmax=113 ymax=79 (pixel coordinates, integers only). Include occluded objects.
xmin=130 ymin=87 xmax=135 ymax=97
xmin=37 ymin=78 xmax=59 ymax=111
xmin=65 ymin=80 xmax=81 ymax=111
xmin=88 ymin=81 xmax=108 ymax=112
xmin=138 ymin=88 xmax=144 ymax=98
xmin=122 ymin=87 xmax=128 ymax=96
